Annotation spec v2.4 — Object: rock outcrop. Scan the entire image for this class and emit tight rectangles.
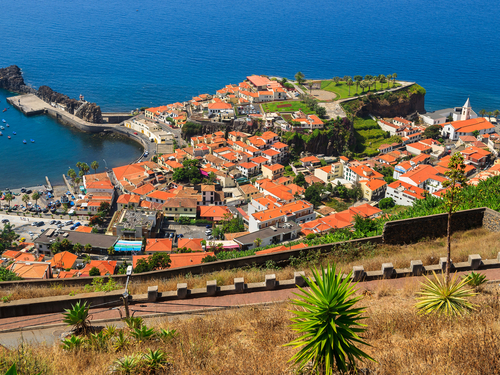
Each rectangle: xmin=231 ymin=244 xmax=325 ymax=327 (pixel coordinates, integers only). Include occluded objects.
xmin=38 ymin=85 xmax=103 ymax=123
xmin=344 ymin=85 xmax=426 ymax=118
xmin=0 ymin=65 xmax=36 ymax=94
xmin=0 ymin=65 xmax=103 ymax=124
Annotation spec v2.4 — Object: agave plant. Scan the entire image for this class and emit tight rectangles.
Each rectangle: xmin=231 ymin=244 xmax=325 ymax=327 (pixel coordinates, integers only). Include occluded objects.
xmin=113 ymin=355 xmax=140 ymax=375
xmin=88 ymin=330 xmax=110 ymax=352
xmin=62 ymin=301 xmax=91 ymax=335
xmin=124 ymin=316 xmax=143 ymax=330
xmin=131 ymin=325 xmax=155 ymax=341
xmin=285 ymin=264 xmax=374 ymax=375
xmin=157 ymin=328 xmax=177 ymax=342
xmin=463 ymin=271 xmax=487 ymax=292
xmin=415 ymin=271 xmax=477 ymax=316
xmin=114 ymin=330 xmax=130 ymax=352
xmin=142 ymin=349 xmax=168 ymax=371
xmin=61 ymin=335 xmax=84 ymax=351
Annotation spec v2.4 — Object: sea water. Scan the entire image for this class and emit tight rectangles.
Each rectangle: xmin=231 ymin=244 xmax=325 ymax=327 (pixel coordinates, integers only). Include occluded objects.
xmin=0 ymin=0 xmax=499 ymax=185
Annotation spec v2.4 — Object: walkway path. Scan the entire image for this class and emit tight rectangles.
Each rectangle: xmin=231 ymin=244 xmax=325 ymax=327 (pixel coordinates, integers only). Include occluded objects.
xmin=2 ymin=266 xmax=500 ymax=346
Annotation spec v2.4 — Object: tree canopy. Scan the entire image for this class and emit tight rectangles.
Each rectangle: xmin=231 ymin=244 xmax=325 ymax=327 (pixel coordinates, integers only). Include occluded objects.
xmin=423 ymin=125 xmax=442 ymax=140
xmin=134 ymin=253 xmax=171 ymax=273
xmin=304 ymin=183 xmax=324 ymax=208
xmin=172 ymin=159 xmax=202 ymax=184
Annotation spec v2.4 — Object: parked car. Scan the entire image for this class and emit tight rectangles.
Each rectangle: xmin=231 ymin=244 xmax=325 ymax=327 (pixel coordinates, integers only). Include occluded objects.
xmin=169 ymin=232 xmax=174 ymax=238
xmin=50 ymin=220 xmax=56 ymax=225
xmin=1 ymin=219 xmax=9 ymax=223
xmin=65 ymin=220 xmax=73 ymax=225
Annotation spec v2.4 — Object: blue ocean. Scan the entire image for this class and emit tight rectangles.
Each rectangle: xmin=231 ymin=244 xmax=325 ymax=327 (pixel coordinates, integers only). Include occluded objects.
xmin=0 ymin=0 xmax=499 ymax=187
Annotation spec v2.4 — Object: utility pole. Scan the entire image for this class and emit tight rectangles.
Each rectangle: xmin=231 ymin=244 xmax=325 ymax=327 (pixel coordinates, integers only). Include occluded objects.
xmin=121 ymin=265 xmax=133 ymax=319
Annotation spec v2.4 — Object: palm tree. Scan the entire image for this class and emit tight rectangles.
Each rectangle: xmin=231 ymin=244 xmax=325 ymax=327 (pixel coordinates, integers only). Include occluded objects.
xmin=353 ymin=75 xmax=363 ymax=93
xmin=342 ymin=75 xmax=350 ymax=82
xmin=364 ymin=74 xmax=373 ymax=82
xmin=84 ymin=243 xmax=93 ymax=254
xmin=81 ymin=163 xmax=90 ymax=175
xmin=32 ymin=191 xmax=40 ymax=208
xmin=479 ymin=109 xmax=486 ymax=118
xmin=494 ymin=109 xmax=500 ymax=122
xmin=333 ymin=76 xmax=341 ymax=86
xmin=346 ymin=79 xmax=353 ymax=95
xmin=4 ymin=193 xmax=13 ymax=210
xmin=295 ymin=71 xmax=305 ymax=85
xmin=76 ymin=162 xmax=83 ymax=173
xmin=68 ymin=168 xmax=77 ymax=186
xmin=360 ymin=81 xmax=367 ymax=93
xmin=373 ymin=76 xmax=380 ymax=90
xmin=91 ymin=161 xmax=99 ymax=174
xmin=83 ymin=253 xmax=91 ymax=264
xmin=392 ymin=73 xmax=398 ymax=86
xmin=379 ymin=75 xmax=387 ymax=88
xmin=386 ymin=74 xmax=392 ymax=88
xmin=73 ymin=242 xmax=83 ymax=256
xmin=22 ymin=193 xmax=30 ymax=207
xmin=488 ymin=111 xmax=493 ymax=121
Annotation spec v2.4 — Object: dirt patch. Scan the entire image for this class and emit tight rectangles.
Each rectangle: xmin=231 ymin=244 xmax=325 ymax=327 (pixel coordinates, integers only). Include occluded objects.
xmin=310 ymin=89 xmax=337 ymax=101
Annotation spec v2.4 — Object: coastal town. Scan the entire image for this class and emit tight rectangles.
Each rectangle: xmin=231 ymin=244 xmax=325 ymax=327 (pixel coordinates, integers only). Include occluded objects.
xmin=1 ymin=74 xmax=500 ymax=281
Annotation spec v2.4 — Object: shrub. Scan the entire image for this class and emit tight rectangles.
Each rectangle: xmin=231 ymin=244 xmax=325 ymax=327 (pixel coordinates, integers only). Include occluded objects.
xmin=62 ymin=301 xmax=91 ymax=335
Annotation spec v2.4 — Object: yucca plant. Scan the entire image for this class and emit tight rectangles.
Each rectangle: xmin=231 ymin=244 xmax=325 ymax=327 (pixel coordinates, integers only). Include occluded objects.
xmin=62 ymin=301 xmax=91 ymax=335
xmin=131 ymin=325 xmax=155 ymax=341
xmin=142 ymin=349 xmax=169 ymax=372
xmin=285 ymin=264 xmax=374 ymax=375
xmin=463 ymin=271 xmax=487 ymax=292
xmin=415 ymin=271 xmax=476 ymax=316
xmin=113 ymin=354 xmax=140 ymax=375
xmin=61 ymin=335 xmax=84 ymax=351
xmin=157 ymin=328 xmax=177 ymax=342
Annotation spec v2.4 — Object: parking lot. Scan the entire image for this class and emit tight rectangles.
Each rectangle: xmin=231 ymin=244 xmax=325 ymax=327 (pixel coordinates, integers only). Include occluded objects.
xmin=164 ymin=224 xmax=212 ymax=244
xmin=0 ymin=213 xmax=89 ymax=242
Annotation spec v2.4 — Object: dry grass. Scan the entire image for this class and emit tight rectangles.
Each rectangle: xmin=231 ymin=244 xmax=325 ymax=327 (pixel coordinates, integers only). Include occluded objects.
xmin=2 ymin=283 xmax=500 ymax=374
xmin=2 ymin=228 xmax=499 ymax=302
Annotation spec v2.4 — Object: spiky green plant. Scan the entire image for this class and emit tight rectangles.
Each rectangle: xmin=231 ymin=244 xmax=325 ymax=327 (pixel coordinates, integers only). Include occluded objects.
xmin=157 ymin=328 xmax=177 ymax=342
xmin=62 ymin=301 xmax=91 ymax=335
xmin=131 ymin=325 xmax=155 ymax=341
xmin=124 ymin=316 xmax=143 ymax=330
xmin=415 ymin=271 xmax=477 ymax=316
xmin=61 ymin=335 xmax=84 ymax=351
xmin=463 ymin=271 xmax=487 ymax=292
xmin=88 ymin=330 xmax=110 ymax=352
xmin=113 ymin=355 xmax=140 ymax=375
xmin=142 ymin=349 xmax=168 ymax=372
xmin=114 ymin=330 xmax=130 ymax=352
xmin=285 ymin=264 xmax=374 ymax=375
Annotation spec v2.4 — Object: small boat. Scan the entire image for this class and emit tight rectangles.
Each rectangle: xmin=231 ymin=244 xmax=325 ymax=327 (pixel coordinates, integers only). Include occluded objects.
xmin=1 ymin=119 xmax=5 ymax=123
xmin=0 ymin=126 xmax=4 ymax=130
xmin=0 ymin=131 xmax=2 ymax=136
xmin=30 ymin=139 xmax=35 ymax=143
xmin=5 ymin=124 xmax=9 ymax=127
xmin=23 ymin=139 xmax=27 ymax=144
xmin=7 ymin=136 xmax=11 ymax=139
xmin=12 ymin=131 xmax=16 ymax=135
xmin=2 ymin=109 xmax=6 ymax=112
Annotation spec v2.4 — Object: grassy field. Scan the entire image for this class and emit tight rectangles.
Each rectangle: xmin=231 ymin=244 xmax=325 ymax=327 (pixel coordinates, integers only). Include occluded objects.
xmin=321 ymin=80 xmax=401 ymax=100
xmin=2 ymin=229 xmax=499 ymax=374
xmin=261 ymin=100 xmax=314 ymax=114
xmin=2 ymin=228 xmax=497 ymax=302
xmin=351 ymin=116 xmax=401 ymax=157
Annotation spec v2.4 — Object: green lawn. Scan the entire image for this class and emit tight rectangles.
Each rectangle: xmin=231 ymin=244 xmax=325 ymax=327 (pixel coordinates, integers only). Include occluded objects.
xmin=261 ymin=101 xmax=314 ymax=114
xmin=320 ymin=80 xmax=401 ymax=100
xmin=351 ymin=117 xmax=401 ymax=157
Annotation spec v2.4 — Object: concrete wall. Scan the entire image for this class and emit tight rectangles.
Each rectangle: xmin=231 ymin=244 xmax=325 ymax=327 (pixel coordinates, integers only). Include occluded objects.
xmin=45 ymin=108 xmax=111 ymax=133
xmin=382 ymin=208 xmax=487 ymax=245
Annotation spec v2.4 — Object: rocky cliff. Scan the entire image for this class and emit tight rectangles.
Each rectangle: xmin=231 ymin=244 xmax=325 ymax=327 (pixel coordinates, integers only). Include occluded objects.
xmin=0 ymin=65 xmax=103 ymax=124
xmin=343 ymin=84 xmax=426 ymax=119
xmin=0 ymin=65 xmax=36 ymax=94
xmin=38 ymin=85 xmax=103 ymax=123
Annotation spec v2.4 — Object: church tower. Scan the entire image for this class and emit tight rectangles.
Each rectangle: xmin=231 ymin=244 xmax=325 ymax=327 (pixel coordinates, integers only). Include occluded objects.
xmin=461 ymin=98 xmax=471 ymax=121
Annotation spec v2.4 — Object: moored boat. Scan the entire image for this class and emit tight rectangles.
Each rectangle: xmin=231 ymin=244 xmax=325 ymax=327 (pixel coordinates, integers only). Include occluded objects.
xmin=23 ymin=139 xmax=27 ymax=144
xmin=0 ymin=126 xmax=4 ymax=130
xmin=12 ymin=131 xmax=16 ymax=135
xmin=2 ymin=109 xmax=6 ymax=112
xmin=7 ymin=136 xmax=11 ymax=139
xmin=1 ymin=119 xmax=5 ymax=122
xmin=30 ymin=139 xmax=35 ymax=143
xmin=0 ymin=131 xmax=2 ymax=136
